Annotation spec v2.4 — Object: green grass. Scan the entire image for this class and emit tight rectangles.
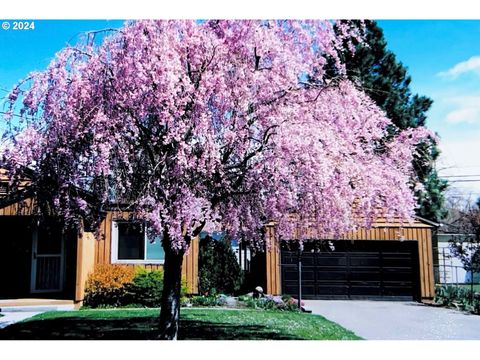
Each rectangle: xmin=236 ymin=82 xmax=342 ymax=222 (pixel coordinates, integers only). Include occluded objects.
xmin=0 ymin=308 xmax=361 ymax=340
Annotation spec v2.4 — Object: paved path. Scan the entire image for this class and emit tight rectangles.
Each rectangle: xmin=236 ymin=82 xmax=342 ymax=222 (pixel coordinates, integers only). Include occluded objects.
xmin=0 ymin=312 xmax=41 ymax=329
xmin=304 ymin=300 xmax=480 ymax=340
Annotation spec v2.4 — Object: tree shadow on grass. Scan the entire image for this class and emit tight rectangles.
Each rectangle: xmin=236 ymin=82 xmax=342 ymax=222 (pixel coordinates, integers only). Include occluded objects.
xmin=0 ymin=315 xmax=300 ymax=340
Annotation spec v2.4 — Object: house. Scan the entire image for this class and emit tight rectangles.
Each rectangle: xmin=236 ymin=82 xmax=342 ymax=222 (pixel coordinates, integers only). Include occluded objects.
xmin=1 ymin=168 xmax=438 ymax=304
xmin=255 ymin=216 xmax=438 ymax=302
xmin=0 ymin=170 xmax=199 ymax=305
xmin=433 ymin=222 xmax=480 ymax=284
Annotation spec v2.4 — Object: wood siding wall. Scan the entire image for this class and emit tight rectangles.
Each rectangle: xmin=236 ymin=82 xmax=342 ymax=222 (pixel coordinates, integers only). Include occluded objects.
xmin=0 ymin=203 xmax=199 ymax=297
xmin=75 ymin=231 xmax=96 ymax=301
xmin=265 ymin=225 xmax=281 ymax=296
xmin=93 ymin=211 xmax=199 ymax=294
xmin=0 ymin=198 xmax=35 ymax=216
xmin=265 ymin=223 xmax=435 ymax=300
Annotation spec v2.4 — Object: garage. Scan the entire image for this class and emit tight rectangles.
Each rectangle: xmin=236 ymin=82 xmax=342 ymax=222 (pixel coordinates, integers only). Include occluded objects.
xmin=263 ymin=217 xmax=437 ymax=302
xmin=280 ymin=240 xmax=420 ymax=300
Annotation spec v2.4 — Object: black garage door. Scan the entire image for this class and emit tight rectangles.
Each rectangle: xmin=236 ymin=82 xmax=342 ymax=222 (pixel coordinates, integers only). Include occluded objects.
xmin=281 ymin=240 xmax=420 ymax=300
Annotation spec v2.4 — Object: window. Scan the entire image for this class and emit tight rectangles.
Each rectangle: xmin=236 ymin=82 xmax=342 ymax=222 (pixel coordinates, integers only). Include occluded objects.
xmin=0 ymin=182 xmax=8 ymax=197
xmin=111 ymin=220 xmax=165 ymax=264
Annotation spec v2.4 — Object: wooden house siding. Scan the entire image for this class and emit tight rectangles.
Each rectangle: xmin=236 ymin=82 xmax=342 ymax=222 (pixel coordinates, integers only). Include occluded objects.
xmin=0 ymin=198 xmax=35 ymax=216
xmin=92 ymin=211 xmax=199 ymax=295
xmin=75 ymin=231 xmax=96 ymax=301
xmin=265 ymin=220 xmax=435 ymax=300
xmin=0 ymin=201 xmax=199 ymax=301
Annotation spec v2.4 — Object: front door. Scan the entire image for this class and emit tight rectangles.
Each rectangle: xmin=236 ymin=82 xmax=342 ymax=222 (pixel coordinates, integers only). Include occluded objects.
xmin=30 ymin=223 xmax=65 ymax=293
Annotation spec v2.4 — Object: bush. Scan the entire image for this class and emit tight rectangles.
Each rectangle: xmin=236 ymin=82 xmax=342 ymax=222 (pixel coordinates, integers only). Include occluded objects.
xmin=434 ymin=285 xmax=480 ymax=315
xmin=125 ymin=268 xmax=164 ymax=307
xmin=240 ymin=294 xmax=302 ymax=312
xmin=186 ymin=294 xmax=228 ymax=307
xmin=199 ymin=234 xmax=244 ymax=295
xmin=83 ymin=264 xmax=135 ymax=308
xmin=84 ymin=265 xmax=188 ymax=308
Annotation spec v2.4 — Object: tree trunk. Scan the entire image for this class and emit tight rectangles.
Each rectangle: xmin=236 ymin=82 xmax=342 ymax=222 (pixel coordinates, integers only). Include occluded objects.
xmin=158 ymin=245 xmax=185 ymax=340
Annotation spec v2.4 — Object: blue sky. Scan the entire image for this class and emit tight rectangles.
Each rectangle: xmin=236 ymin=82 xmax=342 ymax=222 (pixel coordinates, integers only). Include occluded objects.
xmin=1 ymin=20 xmax=480 ymax=199
xmin=0 ymin=20 xmax=124 ymax=93
xmin=378 ymin=20 xmax=480 ymax=199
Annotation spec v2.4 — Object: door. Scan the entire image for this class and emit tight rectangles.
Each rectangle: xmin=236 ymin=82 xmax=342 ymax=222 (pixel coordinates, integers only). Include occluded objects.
xmin=30 ymin=223 xmax=65 ymax=293
xmin=281 ymin=240 xmax=419 ymax=300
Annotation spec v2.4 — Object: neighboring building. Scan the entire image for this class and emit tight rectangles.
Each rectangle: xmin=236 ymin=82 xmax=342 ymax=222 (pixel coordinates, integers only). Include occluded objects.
xmin=435 ymin=233 xmax=468 ymax=284
xmin=434 ymin=225 xmax=480 ymax=284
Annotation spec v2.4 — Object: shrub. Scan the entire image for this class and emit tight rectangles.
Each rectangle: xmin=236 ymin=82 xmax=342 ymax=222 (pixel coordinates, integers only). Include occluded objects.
xmin=84 ymin=265 xmax=188 ymax=308
xmin=198 ymin=234 xmax=244 ymax=295
xmin=183 ymin=293 xmax=228 ymax=307
xmin=125 ymin=268 xmax=164 ymax=307
xmin=434 ymin=285 xmax=480 ymax=315
xmin=181 ymin=278 xmax=189 ymax=297
xmin=83 ymin=264 xmax=135 ymax=308
xmin=240 ymin=294 xmax=301 ymax=312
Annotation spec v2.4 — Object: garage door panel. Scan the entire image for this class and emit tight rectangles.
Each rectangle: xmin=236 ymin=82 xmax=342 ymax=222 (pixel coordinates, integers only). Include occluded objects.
xmin=383 ymin=270 xmax=412 ymax=281
xmin=281 ymin=253 xmax=298 ymax=265
xmin=316 ymin=285 xmax=349 ymax=296
xmin=349 ymin=257 xmax=382 ymax=267
xmin=350 ymin=284 xmax=382 ymax=296
xmin=382 ymin=257 xmax=413 ymax=267
xmin=383 ymin=285 xmax=413 ymax=296
xmin=316 ymin=254 xmax=348 ymax=266
xmin=301 ymin=254 xmax=316 ymax=266
xmin=283 ymin=268 xmax=299 ymax=281
xmin=301 ymin=284 xmax=316 ymax=296
xmin=315 ymin=271 xmax=348 ymax=280
xmin=301 ymin=268 xmax=316 ymax=281
xmin=349 ymin=270 xmax=382 ymax=281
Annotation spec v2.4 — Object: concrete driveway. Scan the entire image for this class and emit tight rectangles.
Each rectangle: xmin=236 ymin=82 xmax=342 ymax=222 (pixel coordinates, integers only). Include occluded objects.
xmin=304 ymin=300 xmax=480 ymax=340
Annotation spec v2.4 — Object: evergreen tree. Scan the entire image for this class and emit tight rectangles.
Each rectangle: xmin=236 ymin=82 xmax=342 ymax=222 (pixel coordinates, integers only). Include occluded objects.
xmin=198 ymin=235 xmax=243 ymax=295
xmin=334 ymin=20 xmax=448 ymax=221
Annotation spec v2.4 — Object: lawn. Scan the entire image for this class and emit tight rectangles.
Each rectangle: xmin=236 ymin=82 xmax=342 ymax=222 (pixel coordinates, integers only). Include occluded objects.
xmin=0 ymin=308 xmax=361 ymax=340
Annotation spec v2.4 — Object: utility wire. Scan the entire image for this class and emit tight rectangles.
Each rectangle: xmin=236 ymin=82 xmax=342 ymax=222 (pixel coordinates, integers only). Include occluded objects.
xmin=448 ymin=179 xmax=480 ymax=183
xmin=441 ymin=175 xmax=480 ymax=178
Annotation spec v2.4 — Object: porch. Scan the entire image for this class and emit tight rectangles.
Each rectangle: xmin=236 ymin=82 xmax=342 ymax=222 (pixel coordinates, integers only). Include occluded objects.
xmin=0 ymin=298 xmax=77 ymax=312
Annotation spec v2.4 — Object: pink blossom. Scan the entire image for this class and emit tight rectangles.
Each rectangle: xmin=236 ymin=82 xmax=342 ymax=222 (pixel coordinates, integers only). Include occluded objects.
xmin=1 ymin=20 xmax=432 ymax=253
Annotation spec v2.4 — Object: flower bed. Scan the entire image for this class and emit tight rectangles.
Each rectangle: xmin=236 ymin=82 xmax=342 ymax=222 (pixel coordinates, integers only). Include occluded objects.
xmin=238 ymin=294 xmax=304 ymax=312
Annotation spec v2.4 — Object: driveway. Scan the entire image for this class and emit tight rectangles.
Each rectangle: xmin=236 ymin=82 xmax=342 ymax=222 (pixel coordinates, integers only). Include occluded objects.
xmin=304 ymin=300 xmax=480 ymax=340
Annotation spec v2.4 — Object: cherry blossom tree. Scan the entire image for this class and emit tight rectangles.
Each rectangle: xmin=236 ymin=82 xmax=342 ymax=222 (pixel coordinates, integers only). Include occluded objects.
xmin=1 ymin=20 xmax=432 ymax=339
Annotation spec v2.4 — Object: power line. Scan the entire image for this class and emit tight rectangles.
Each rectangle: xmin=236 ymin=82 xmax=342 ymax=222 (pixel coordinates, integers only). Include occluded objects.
xmin=441 ymin=175 xmax=480 ymax=178
xmin=448 ymin=179 xmax=480 ymax=183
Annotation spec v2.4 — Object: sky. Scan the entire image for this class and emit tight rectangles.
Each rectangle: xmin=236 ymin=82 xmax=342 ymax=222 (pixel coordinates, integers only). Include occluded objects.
xmin=1 ymin=19 xmax=480 ymax=201
xmin=378 ymin=20 xmax=480 ymax=201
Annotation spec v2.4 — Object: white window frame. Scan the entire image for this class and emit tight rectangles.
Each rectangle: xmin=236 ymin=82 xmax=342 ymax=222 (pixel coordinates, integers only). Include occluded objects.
xmin=111 ymin=220 xmax=165 ymax=265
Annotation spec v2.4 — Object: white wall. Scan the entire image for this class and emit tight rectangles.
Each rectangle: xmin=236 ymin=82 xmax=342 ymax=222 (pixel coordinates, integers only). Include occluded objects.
xmin=437 ymin=242 xmax=468 ymax=284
